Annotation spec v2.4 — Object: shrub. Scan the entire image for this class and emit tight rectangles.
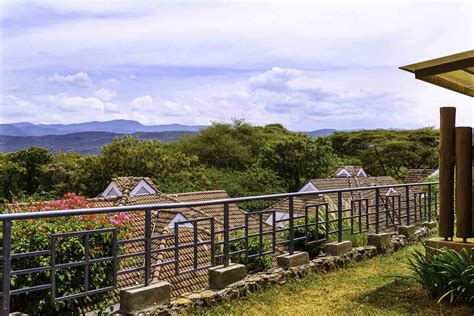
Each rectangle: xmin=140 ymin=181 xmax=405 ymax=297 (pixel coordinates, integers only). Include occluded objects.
xmin=406 ymin=245 xmax=474 ymax=305
xmin=9 ymin=193 xmax=133 ymax=315
xmin=287 ymin=216 xmax=326 ymax=259
xmin=216 ymin=230 xmax=273 ymax=273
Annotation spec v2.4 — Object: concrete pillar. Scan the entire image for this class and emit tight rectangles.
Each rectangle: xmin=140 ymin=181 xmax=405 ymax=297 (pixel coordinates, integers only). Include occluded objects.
xmin=398 ymin=225 xmax=416 ymax=238
xmin=277 ymin=251 xmax=309 ymax=268
xmin=208 ymin=263 xmax=246 ymax=289
xmin=325 ymin=241 xmax=352 ymax=256
xmin=119 ymin=281 xmax=171 ymax=314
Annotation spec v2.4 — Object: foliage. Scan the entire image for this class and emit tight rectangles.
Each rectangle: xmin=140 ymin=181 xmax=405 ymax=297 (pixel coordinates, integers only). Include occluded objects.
xmin=329 ymin=128 xmax=439 ymax=179
xmin=216 ymin=230 xmax=273 ymax=273
xmin=406 ymin=245 xmax=474 ymax=305
xmin=204 ymin=167 xmax=286 ymax=212
xmin=174 ymin=120 xmax=268 ymax=170
xmin=260 ymin=134 xmax=338 ymax=191
xmin=10 ymin=194 xmax=133 ymax=315
xmin=0 ymin=147 xmax=53 ymax=200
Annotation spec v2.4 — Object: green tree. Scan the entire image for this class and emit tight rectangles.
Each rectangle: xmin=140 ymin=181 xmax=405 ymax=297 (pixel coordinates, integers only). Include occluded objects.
xmin=330 ymin=128 xmax=439 ymax=179
xmin=173 ymin=120 xmax=267 ymax=170
xmin=0 ymin=147 xmax=53 ymax=200
xmin=260 ymin=134 xmax=338 ymax=191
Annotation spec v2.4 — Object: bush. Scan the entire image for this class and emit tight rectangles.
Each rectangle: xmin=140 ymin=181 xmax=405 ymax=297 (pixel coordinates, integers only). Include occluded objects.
xmin=216 ymin=230 xmax=273 ymax=273
xmin=286 ymin=216 xmax=326 ymax=259
xmin=406 ymin=245 xmax=474 ymax=305
xmin=9 ymin=194 xmax=133 ymax=315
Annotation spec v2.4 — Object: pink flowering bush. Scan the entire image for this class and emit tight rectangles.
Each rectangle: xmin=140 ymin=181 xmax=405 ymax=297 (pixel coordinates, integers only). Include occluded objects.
xmin=10 ymin=193 xmax=134 ymax=314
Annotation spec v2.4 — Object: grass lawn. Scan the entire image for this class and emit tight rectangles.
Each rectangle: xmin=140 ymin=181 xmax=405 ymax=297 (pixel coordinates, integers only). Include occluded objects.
xmin=196 ymin=244 xmax=474 ymax=316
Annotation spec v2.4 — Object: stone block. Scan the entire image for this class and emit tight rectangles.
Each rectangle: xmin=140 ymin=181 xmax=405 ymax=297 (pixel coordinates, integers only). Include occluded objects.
xmin=368 ymin=233 xmax=392 ymax=251
xmin=119 ymin=281 xmax=171 ymax=313
xmin=426 ymin=238 xmax=474 ymax=253
xmin=398 ymin=225 xmax=416 ymax=238
xmin=277 ymin=251 xmax=310 ymax=268
xmin=422 ymin=221 xmax=437 ymax=230
xmin=325 ymin=240 xmax=352 ymax=256
xmin=209 ymin=263 xmax=246 ymax=289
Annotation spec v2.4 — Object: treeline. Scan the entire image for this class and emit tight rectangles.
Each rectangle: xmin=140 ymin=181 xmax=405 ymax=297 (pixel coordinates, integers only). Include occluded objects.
xmin=0 ymin=121 xmax=439 ymax=203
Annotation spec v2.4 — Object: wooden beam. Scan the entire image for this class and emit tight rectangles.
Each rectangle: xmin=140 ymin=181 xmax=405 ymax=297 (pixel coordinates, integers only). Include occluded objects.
xmin=415 ymin=57 xmax=474 ymax=78
xmin=455 ymin=127 xmax=473 ymax=239
xmin=439 ymin=107 xmax=456 ymax=238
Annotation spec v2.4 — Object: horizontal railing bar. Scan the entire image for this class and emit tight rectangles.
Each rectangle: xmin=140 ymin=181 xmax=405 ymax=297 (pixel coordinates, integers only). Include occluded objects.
xmin=52 ymin=227 xmax=115 ymax=237
xmin=54 ymin=286 xmax=115 ymax=302
xmin=151 ymin=260 xmax=176 ymax=269
xmin=0 ymin=182 xmax=438 ymax=221
xmin=11 ymin=250 xmax=51 ymax=259
xmin=117 ymin=266 xmax=145 ymax=275
xmin=118 ymin=251 xmax=145 ymax=260
xmin=12 ymin=266 xmax=51 ymax=276
xmin=118 ymin=237 xmax=146 ymax=245
xmin=11 ymin=284 xmax=52 ymax=295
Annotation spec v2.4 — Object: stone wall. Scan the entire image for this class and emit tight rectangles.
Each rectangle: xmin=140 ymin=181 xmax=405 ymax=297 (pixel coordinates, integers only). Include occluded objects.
xmin=121 ymin=226 xmax=436 ymax=315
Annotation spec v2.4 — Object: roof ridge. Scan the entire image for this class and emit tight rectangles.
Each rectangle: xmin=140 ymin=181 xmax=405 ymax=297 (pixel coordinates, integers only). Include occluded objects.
xmin=161 ymin=193 xmax=227 ymax=226
xmin=168 ymin=190 xmax=228 ymax=196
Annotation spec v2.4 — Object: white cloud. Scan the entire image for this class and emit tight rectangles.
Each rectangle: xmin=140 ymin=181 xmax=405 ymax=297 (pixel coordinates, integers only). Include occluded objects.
xmin=102 ymin=78 xmax=120 ymax=86
xmin=48 ymin=72 xmax=92 ymax=87
xmin=249 ymin=67 xmax=303 ymax=91
xmin=94 ymin=88 xmax=116 ymax=101
xmin=130 ymin=95 xmax=195 ymax=117
xmin=1 ymin=1 xmax=472 ymax=128
xmin=0 ymin=94 xmax=38 ymax=122
xmin=130 ymin=95 xmax=154 ymax=110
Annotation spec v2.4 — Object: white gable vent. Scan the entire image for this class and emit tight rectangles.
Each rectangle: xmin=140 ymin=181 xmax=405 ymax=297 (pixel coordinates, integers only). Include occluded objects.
xmin=101 ymin=181 xmax=123 ymax=197
xmin=130 ymin=179 xmax=157 ymax=196
xmin=167 ymin=213 xmax=193 ymax=228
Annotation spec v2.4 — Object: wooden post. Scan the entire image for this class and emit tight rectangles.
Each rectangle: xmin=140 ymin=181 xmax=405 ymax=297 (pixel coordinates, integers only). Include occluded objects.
xmin=455 ymin=127 xmax=473 ymax=239
xmin=439 ymin=107 xmax=456 ymax=238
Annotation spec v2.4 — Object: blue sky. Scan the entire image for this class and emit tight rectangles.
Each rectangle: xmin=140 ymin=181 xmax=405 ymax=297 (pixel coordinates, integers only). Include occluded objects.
xmin=1 ymin=0 xmax=472 ymax=130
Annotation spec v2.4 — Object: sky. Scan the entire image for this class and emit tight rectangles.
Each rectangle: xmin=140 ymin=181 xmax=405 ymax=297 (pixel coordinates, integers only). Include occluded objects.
xmin=0 ymin=0 xmax=472 ymax=131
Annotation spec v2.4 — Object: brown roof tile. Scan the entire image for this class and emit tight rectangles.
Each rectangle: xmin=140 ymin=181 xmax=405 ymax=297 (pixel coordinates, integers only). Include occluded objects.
xmin=404 ymin=169 xmax=437 ymax=183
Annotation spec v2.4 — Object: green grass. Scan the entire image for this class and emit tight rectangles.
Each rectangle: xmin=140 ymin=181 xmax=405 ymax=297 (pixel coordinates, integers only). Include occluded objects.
xmin=196 ymin=244 xmax=474 ymax=316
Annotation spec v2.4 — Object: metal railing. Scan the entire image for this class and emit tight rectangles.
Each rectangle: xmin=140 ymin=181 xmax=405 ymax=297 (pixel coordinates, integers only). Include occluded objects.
xmin=0 ymin=182 xmax=438 ymax=315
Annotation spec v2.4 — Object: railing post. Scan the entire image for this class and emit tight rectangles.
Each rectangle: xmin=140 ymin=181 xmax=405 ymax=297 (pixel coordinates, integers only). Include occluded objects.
xmin=2 ymin=220 xmax=11 ymax=316
xmin=223 ymin=203 xmax=230 ymax=267
xmin=288 ymin=197 xmax=295 ymax=254
xmin=405 ymin=185 xmax=410 ymax=226
xmin=337 ymin=192 xmax=343 ymax=242
xmin=144 ymin=209 xmax=152 ymax=286
xmin=427 ymin=184 xmax=432 ymax=222
xmin=375 ymin=188 xmax=380 ymax=234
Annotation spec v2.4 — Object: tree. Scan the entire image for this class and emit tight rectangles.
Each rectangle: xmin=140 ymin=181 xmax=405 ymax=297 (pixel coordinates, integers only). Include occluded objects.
xmin=260 ymin=134 xmax=338 ymax=191
xmin=173 ymin=120 xmax=267 ymax=170
xmin=0 ymin=147 xmax=53 ymax=200
xmin=329 ymin=128 xmax=439 ymax=179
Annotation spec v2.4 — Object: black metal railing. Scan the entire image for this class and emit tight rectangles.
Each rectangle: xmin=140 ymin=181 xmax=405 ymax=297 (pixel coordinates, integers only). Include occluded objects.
xmin=0 ymin=182 xmax=438 ymax=315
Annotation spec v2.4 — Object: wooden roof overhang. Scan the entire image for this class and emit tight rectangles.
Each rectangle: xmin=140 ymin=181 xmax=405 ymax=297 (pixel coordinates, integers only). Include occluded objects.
xmin=400 ymin=50 xmax=474 ymax=97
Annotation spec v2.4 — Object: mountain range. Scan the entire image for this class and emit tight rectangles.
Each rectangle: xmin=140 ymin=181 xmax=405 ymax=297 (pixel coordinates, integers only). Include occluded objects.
xmin=0 ymin=120 xmax=206 ymax=136
xmin=0 ymin=120 xmax=339 ymax=154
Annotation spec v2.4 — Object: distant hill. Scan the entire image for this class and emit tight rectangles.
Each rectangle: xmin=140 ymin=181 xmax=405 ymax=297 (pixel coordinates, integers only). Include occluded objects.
xmin=0 ymin=131 xmax=193 ymax=154
xmin=0 ymin=120 xmax=207 ymax=136
xmin=302 ymin=129 xmax=338 ymax=137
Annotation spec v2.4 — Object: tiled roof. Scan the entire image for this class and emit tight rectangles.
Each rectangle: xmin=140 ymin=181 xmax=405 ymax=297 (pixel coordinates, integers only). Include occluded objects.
xmin=266 ymin=176 xmax=402 ymax=233
xmin=404 ymin=169 xmax=437 ymax=183
xmin=168 ymin=190 xmax=244 ymax=229
xmin=331 ymin=166 xmax=365 ymax=178
xmin=151 ymin=227 xmax=212 ymax=297
xmin=110 ymin=177 xmax=160 ymax=196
